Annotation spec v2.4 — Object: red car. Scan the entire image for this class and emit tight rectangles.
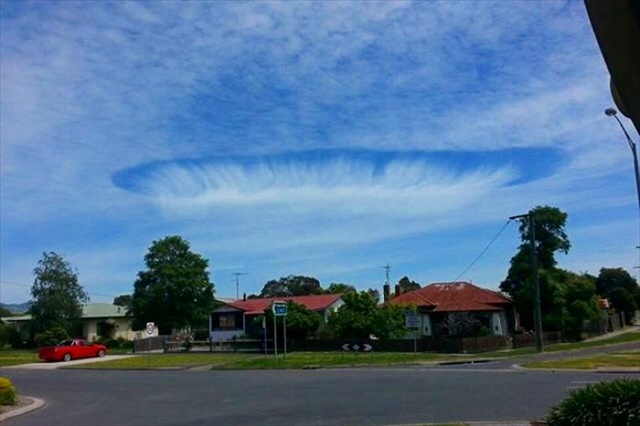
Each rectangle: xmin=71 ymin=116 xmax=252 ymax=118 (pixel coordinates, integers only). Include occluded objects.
xmin=39 ymin=339 xmax=107 ymax=362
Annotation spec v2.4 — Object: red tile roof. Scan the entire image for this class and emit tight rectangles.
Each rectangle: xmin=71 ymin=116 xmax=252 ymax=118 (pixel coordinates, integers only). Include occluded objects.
xmin=223 ymin=294 xmax=343 ymax=315
xmin=388 ymin=281 xmax=511 ymax=312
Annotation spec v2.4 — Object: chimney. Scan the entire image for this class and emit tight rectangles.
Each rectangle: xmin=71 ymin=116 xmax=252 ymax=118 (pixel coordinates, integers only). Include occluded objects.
xmin=243 ymin=292 xmax=247 ymax=301
xmin=383 ymin=284 xmax=390 ymax=302
xmin=395 ymin=284 xmax=402 ymax=298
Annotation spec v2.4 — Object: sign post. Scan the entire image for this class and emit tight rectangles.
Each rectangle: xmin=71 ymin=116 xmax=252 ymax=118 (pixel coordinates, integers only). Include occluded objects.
xmin=146 ymin=322 xmax=155 ymax=368
xmin=272 ymin=302 xmax=288 ymax=360
xmin=404 ymin=312 xmax=419 ymax=354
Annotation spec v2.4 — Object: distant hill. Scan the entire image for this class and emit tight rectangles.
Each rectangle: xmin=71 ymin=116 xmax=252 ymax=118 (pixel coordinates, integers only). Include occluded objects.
xmin=0 ymin=302 xmax=31 ymax=314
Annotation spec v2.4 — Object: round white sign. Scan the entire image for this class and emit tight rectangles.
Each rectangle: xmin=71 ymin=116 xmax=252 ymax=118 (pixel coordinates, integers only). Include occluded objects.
xmin=146 ymin=322 xmax=155 ymax=335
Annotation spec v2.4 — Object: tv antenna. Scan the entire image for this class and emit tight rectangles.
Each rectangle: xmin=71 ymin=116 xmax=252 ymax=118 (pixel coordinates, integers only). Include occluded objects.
xmin=232 ymin=272 xmax=247 ymax=300
xmin=382 ymin=264 xmax=391 ymax=285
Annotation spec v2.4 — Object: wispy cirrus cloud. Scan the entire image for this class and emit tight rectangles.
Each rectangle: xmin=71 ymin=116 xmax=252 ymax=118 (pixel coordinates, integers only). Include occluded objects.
xmin=1 ymin=1 xmax=637 ymax=303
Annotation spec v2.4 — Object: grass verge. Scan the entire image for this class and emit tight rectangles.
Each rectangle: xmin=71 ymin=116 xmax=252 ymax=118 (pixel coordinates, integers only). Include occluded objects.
xmin=0 ymin=350 xmax=40 ymax=367
xmin=523 ymin=350 xmax=640 ymax=370
xmin=64 ymin=351 xmax=466 ymax=370
xmin=482 ymin=330 xmax=640 ymax=358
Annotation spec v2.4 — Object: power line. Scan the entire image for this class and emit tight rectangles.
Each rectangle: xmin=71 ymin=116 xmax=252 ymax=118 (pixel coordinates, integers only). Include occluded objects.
xmin=454 ymin=220 xmax=512 ymax=281
xmin=0 ymin=280 xmax=119 ymax=299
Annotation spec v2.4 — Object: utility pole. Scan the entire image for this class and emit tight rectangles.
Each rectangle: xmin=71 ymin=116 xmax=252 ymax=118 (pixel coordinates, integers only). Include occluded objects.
xmin=509 ymin=211 xmax=543 ymax=352
xmin=232 ymin=272 xmax=246 ymax=300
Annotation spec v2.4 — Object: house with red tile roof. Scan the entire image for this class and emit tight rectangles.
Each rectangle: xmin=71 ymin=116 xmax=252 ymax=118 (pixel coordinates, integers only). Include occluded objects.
xmin=387 ymin=281 xmax=515 ymax=338
xmin=209 ymin=294 xmax=344 ymax=341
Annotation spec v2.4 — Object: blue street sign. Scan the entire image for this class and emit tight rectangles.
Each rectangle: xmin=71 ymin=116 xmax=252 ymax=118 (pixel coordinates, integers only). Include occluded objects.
xmin=272 ymin=302 xmax=287 ymax=316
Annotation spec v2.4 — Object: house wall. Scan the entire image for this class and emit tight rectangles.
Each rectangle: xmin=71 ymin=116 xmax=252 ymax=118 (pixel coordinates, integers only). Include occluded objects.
xmin=84 ymin=317 xmax=136 ymax=341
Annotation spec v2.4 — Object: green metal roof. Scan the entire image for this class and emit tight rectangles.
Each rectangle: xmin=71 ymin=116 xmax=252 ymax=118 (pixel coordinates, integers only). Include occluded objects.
xmin=0 ymin=303 xmax=128 ymax=323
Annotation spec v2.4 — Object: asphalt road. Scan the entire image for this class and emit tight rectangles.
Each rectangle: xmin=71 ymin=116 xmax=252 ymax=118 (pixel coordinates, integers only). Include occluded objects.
xmin=2 ymin=366 xmax=636 ymax=426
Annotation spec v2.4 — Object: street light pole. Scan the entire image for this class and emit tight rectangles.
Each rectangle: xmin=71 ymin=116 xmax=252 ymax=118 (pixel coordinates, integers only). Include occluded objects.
xmin=510 ymin=211 xmax=543 ymax=352
xmin=606 ymin=108 xmax=640 ymax=284
xmin=605 ymin=108 xmax=640 ymax=210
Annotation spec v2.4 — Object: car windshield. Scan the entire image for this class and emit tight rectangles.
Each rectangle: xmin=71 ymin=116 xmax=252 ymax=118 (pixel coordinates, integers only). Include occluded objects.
xmin=56 ymin=340 xmax=74 ymax=347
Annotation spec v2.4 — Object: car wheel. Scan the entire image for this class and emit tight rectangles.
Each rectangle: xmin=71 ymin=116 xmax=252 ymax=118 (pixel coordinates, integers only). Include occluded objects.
xmin=63 ymin=353 xmax=72 ymax=362
xmin=97 ymin=349 xmax=105 ymax=358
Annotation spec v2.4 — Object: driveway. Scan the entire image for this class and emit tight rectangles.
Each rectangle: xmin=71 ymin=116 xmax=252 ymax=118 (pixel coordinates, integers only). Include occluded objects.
xmin=2 ymin=354 xmax=138 ymax=370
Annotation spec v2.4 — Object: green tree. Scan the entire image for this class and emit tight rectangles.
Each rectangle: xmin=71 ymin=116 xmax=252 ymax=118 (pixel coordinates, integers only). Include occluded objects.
xmin=0 ymin=307 xmax=12 ymax=318
xmin=596 ymin=268 xmax=639 ymax=324
xmin=259 ymin=275 xmax=322 ymax=298
xmin=327 ymin=291 xmax=406 ymax=339
xmin=130 ymin=236 xmax=215 ymax=335
xmin=366 ymin=288 xmax=381 ymax=303
xmin=398 ymin=276 xmax=420 ymax=292
xmin=324 ymin=283 xmax=357 ymax=295
xmin=264 ymin=302 xmax=322 ymax=340
xmin=500 ymin=206 xmax=571 ymax=330
xmin=29 ymin=252 xmax=88 ymax=336
xmin=113 ymin=294 xmax=132 ymax=308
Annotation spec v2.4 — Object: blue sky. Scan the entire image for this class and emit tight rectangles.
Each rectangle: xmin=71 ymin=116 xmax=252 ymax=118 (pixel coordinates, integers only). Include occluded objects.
xmin=1 ymin=1 xmax=638 ymax=304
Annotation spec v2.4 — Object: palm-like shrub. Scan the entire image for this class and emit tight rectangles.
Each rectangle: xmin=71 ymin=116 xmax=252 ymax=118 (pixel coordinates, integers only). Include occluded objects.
xmin=546 ymin=379 xmax=640 ymax=425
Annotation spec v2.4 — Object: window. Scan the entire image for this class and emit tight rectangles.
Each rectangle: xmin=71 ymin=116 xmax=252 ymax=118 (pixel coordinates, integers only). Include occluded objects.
xmin=219 ymin=314 xmax=236 ymax=330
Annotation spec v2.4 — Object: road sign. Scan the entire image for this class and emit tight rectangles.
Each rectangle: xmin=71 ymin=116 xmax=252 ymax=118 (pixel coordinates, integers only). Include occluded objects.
xmin=146 ymin=322 xmax=155 ymax=335
xmin=341 ymin=343 xmax=373 ymax=352
xmin=272 ymin=301 xmax=287 ymax=316
xmin=405 ymin=312 xmax=420 ymax=328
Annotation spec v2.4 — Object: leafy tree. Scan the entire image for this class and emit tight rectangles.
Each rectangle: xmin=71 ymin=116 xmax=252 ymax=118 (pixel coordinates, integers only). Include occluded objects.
xmin=366 ymin=288 xmax=381 ymax=303
xmin=500 ymin=206 xmax=571 ymax=331
xmin=0 ymin=307 xmax=12 ymax=318
xmin=608 ymin=288 xmax=638 ymax=324
xmin=324 ymin=283 xmax=357 ymax=295
xmin=259 ymin=275 xmax=322 ymax=298
xmin=264 ymin=302 xmax=322 ymax=340
xmin=327 ymin=291 xmax=406 ymax=339
xmin=596 ymin=267 xmax=637 ymax=295
xmin=34 ymin=326 xmax=69 ymax=347
xmin=29 ymin=252 xmax=88 ymax=336
xmin=113 ymin=294 xmax=132 ymax=308
xmin=596 ymin=268 xmax=640 ymax=324
xmin=130 ymin=236 xmax=215 ymax=335
xmin=398 ymin=276 xmax=420 ymax=293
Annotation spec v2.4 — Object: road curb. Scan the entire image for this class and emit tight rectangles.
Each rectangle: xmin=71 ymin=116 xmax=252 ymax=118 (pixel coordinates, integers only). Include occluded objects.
xmin=0 ymin=396 xmax=45 ymax=422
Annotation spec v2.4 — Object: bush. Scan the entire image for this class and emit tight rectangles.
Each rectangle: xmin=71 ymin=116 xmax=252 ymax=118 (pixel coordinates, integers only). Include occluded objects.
xmin=546 ymin=378 xmax=640 ymax=425
xmin=97 ymin=337 xmax=133 ymax=350
xmin=0 ymin=323 xmax=20 ymax=348
xmin=34 ymin=326 xmax=69 ymax=347
xmin=0 ymin=377 xmax=16 ymax=406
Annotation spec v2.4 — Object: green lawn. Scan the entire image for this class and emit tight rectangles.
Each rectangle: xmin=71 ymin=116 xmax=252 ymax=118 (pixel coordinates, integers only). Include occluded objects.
xmin=0 ymin=349 xmax=41 ymax=367
xmin=212 ymin=351 xmax=465 ymax=370
xmin=4 ymin=330 xmax=638 ymax=370
xmin=64 ymin=351 xmax=467 ymax=370
xmin=481 ymin=331 xmax=640 ymax=358
xmin=64 ymin=352 xmax=257 ymax=369
xmin=524 ymin=350 xmax=640 ymax=370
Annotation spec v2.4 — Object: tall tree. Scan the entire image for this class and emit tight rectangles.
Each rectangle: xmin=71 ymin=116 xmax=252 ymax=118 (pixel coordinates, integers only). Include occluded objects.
xmin=327 ymin=291 xmax=406 ymax=339
xmin=500 ymin=206 xmax=571 ymax=330
xmin=324 ymin=283 xmax=357 ymax=295
xmin=596 ymin=268 xmax=639 ymax=324
xmin=29 ymin=252 xmax=88 ymax=335
xmin=130 ymin=236 xmax=215 ymax=335
xmin=259 ymin=275 xmax=322 ymax=298
xmin=398 ymin=276 xmax=420 ymax=292
xmin=113 ymin=294 xmax=132 ymax=308
xmin=264 ymin=301 xmax=322 ymax=340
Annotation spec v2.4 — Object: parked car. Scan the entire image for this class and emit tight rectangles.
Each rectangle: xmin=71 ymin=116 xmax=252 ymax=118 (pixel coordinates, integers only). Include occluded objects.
xmin=38 ymin=339 xmax=107 ymax=362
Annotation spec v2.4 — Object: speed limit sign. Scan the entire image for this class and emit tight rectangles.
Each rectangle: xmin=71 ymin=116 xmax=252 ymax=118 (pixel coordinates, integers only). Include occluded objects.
xmin=146 ymin=322 xmax=155 ymax=335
